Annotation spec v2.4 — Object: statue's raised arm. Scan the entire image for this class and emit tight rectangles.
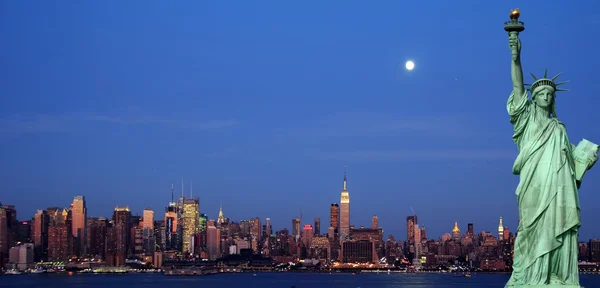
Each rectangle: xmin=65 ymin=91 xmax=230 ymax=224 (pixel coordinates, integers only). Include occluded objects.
xmin=507 ymin=9 xmax=525 ymax=99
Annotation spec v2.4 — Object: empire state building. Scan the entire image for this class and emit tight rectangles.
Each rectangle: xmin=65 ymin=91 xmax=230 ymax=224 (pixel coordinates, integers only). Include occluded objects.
xmin=339 ymin=168 xmax=350 ymax=243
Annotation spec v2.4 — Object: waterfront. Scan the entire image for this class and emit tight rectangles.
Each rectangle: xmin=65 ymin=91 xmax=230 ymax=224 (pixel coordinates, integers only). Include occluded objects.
xmin=2 ymin=273 xmax=600 ymax=288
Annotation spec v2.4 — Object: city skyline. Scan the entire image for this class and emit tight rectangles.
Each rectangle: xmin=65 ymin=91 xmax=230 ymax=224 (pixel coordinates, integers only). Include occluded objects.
xmin=3 ymin=171 xmax=600 ymax=243
xmin=2 ymin=1 xmax=600 ymax=242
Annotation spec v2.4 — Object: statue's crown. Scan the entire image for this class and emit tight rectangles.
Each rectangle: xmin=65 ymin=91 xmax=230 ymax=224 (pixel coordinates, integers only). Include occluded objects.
xmin=525 ymin=69 xmax=569 ymax=93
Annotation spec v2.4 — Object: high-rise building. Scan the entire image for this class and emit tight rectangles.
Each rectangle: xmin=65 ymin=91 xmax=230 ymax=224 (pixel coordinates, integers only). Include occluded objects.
xmin=199 ymin=214 xmax=207 ymax=232
xmin=452 ymin=222 xmax=460 ymax=240
xmin=292 ymin=218 xmax=301 ymax=239
xmin=143 ymin=209 xmax=155 ymax=255
xmin=47 ymin=219 xmax=72 ymax=261
xmin=314 ymin=217 xmax=320 ymax=236
xmin=112 ymin=206 xmax=131 ymax=262
xmin=263 ymin=218 xmax=272 ymax=238
xmin=406 ymin=215 xmax=417 ymax=257
xmin=206 ymin=220 xmax=220 ymax=260
xmin=0 ymin=205 xmax=8 ymax=267
xmin=498 ymin=217 xmax=504 ymax=241
xmin=302 ymin=224 xmax=313 ymax=248
xmin=2 ymin=205 xmax=18 ymax=250
xmin=249 ymin=217 xmax=261 ymax=243
xmin=372 ymin=215 xmax=378 ymax=229
xmin=71 ymin=196 xmax=87 ymax=256
xmin=87 ymin=217 xmax=108 ymax=259
xmin=339 ymin=168 xmax=350 ymax=243
xmin=217 ymin=205 xmax=226 ymax=225
xmin=32 ymin=210 xmax=49 ymax=261
xmin=182 ymin=198 xmax=199 ymax=253
xmin=467 ymin=223 xmax=474 ymax=235
xmin=329 ymin=204 xmax=339 ymax=233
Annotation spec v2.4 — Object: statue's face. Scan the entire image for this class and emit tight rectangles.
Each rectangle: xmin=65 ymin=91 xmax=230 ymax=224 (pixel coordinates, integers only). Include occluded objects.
xmin=533 ymin=86 xmax=555 ymax=109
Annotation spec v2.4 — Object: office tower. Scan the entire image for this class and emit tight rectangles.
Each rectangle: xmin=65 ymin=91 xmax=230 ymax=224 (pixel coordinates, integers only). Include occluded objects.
xmin=292 ymin=218 xmax=301 ymax=239
xmin=452 ymin=222 xmax=460 ymax=240
xmin=314 ymin=217 xmax=320 ymax=236
xmin=112 ymin=206 xmax=131 ymax=264
xmin=32 ymin=210 xmax=49 ymax=261
xmin=199 ymin=213 xmax=207 ymax=232
xmin=2 ymin=205 xmax=17 ymax=249
xmin=182 ymin=198 xmax=199 ymax=253
xmin=264 ymin=218 xmax=272 ymax=238
xmin=206 ymin=220 xmax=220 ymax=260
xmin=87 ymin=217 xmax=108 ymax=259
xmin=71 ymin=196 xmax=87 ymax=256
xmin=339 ymin=168 xmax=350 ymax=243
xmin=143 ymin=209 xmax=155 ymax=255
xmin=467 ymin=223 xmax=474 ymax=235
xmin=47 ymin=212 xmax=72 ymax=261
xmin=217 ymin=204 xmax=226 ymax=225
xmin=406 ymin=215 xmax=417 ymax=257
xmin=372 ymin=215 xmax=379 ymax=229
xmin=165 ymin=185 xmax=179 ymax=251
xmin=329 ymin=203 xmax=339 ymax=233
xmin=498 ymin=217 xmax=504 ymax=241
xmin=0 ymin=205 xmax=7 ymax=267
xmin=302 ymin=224 xmax=313 ymax=248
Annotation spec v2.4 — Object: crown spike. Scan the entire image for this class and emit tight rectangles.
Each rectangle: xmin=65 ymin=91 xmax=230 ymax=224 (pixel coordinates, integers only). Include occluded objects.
xmin=552 ymin=72 xmax=562 ymax=81
xmin=544 ymin=68 xmax=548 ymax=78
xmin=555 ymin=81 xmax=569 ymax=86
xmin=556 ymin=88 xmax=569 ymax=92
xmin=530 ymin=73 xmax=538 ymax=81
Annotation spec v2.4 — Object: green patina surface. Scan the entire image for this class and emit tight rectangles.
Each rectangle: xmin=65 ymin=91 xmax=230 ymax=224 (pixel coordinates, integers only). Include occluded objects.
xmin=503 ymin=9 xmax=598 ymax=288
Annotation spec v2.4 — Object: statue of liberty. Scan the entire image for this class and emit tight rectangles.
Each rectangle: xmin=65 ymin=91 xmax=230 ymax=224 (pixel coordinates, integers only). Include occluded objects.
xmin=504 ymin=9 xmax=598 ymax=288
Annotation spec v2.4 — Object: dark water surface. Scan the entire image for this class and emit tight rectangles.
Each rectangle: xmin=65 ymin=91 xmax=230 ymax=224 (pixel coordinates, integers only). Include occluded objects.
xmin=1 ymin=272 xmax=600 ymax=287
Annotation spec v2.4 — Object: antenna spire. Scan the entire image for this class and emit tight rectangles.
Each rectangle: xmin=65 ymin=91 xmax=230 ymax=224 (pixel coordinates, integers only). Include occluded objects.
xmin=343 ymin=166 xmax=348 ymax=190
xmin=190 ymin=180 xmax=193 ymax=198
xmin=171 ymin=184 xmax=174 ymax=202
xmin=181 ymin=177 xmax=184 ymax=199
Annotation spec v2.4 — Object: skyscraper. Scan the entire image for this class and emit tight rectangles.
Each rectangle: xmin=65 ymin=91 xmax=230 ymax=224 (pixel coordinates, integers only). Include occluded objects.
xmin=314 ymin=217 xmax=320 ymax=236
xmin=32 ymin=210 xmax=49 ymax=261
xmin=71 ymin=196 xmax=87 ymax=256
xmin=329 ymin=203 xmax=339 ymax=233
xmin=143 ymin=209 xmax=155 ymax=254
xmin=292 ymin=218 xmax=301 ymax=239
xmin=498 ymin=217 xmax=504 ymax=241
xmin=165 ymin=184 xmax=178 ymax=251
xmin=372 ymin=215 xmax=379 ymax=229
xmin=339 ymin=168 xmax=350 ymax=243
xmin=182 ymin=198 xmax=199 ymax=253
xmin=112 ymin=206 xmax=131 ymax=264
xmin=0 ymin=205 xmax=7 ymax=267
xmin=406 ymin=215 xmax=417 ymax=257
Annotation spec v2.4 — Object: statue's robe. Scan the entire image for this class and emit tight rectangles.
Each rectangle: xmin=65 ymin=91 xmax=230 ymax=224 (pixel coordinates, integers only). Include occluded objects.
xmin=505 ymin=90 xmax=581 ymax=287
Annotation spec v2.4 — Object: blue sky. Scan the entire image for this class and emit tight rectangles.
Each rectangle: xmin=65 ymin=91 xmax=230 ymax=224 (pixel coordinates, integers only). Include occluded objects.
xmin=2 ymin=1 xmax=600 ymax=240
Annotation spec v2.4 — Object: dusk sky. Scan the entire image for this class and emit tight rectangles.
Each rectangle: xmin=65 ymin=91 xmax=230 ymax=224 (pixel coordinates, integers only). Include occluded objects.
xmin=2 ymin=1 xmax=600 ymax=240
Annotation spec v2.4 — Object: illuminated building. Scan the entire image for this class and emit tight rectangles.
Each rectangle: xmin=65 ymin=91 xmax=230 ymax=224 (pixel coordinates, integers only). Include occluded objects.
xmin=498 ymin=217 xmax=504 ymax=241
xmin=182 ymin=198 xmax=199 ymax=253
xmin=339 ymin=168 xmax=350 ymax=243
xmin=71 ymin=196 xmax=87 ymax=256
xmin=143 ymin=208 xmax=154 ymax=254
xmin=372 ymin=215 xmax=378 ymax=229
xmin=452 ymin=222 xmax=461 ymax=240
xmin=112 ymin=206 xmax=131 ymax=265
xmin=329 ymin=203 xmax=339 ymax=233
xmin=292 ymin=218 xmax=301 ymax=239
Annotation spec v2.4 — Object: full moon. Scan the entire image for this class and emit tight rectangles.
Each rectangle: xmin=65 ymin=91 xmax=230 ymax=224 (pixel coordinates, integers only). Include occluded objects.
xmin=405 ymin=60 xmax=415 ymax=71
